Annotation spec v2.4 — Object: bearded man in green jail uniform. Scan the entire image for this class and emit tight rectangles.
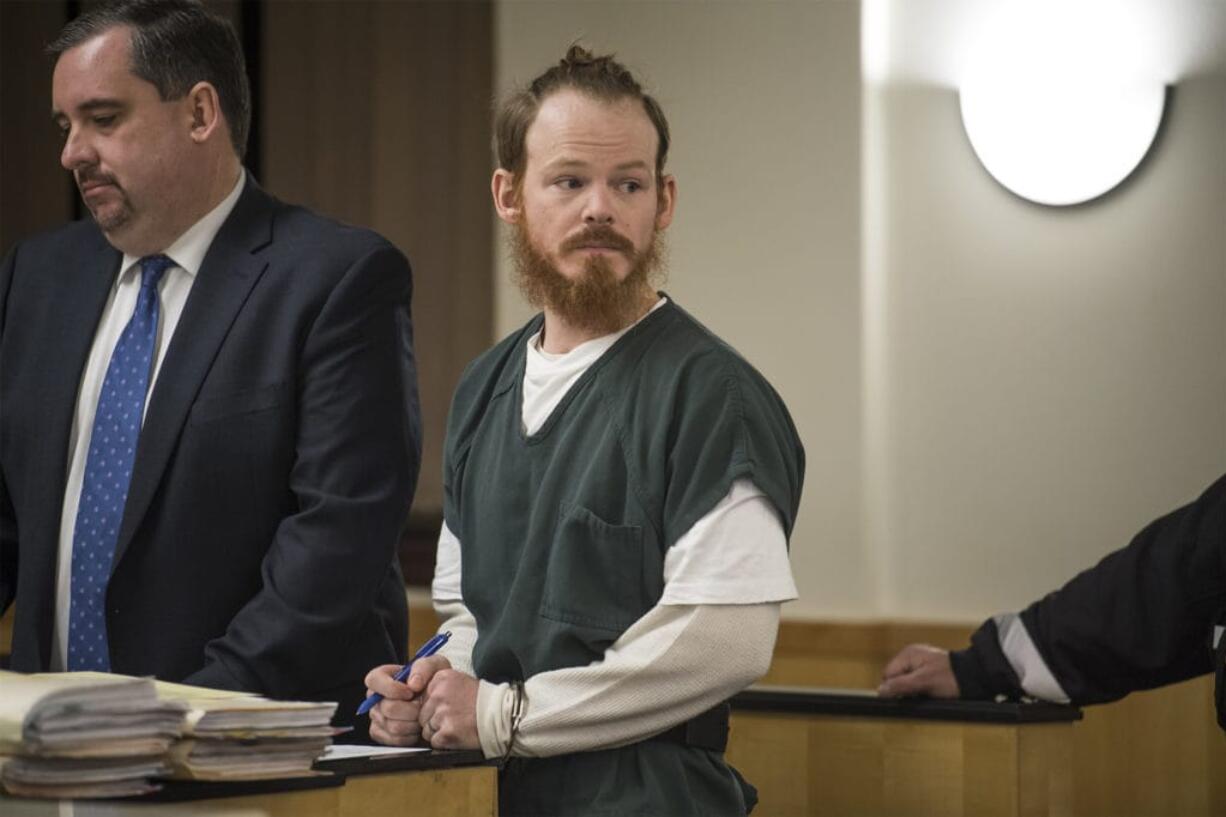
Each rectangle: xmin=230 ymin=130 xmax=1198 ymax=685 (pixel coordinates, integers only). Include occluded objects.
xmin=364 ymin=46 xmax=805 ymax=816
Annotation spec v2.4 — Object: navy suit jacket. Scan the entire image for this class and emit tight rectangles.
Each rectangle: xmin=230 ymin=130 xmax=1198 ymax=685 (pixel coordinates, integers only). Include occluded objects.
xmin=0 ymin=177 xmax=419 ymax=724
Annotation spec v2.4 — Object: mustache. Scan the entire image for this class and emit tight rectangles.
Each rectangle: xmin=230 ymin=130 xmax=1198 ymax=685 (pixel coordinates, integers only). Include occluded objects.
xmin=76 ymin=167 xmax=118 ymax=190
xmin=560 ymin=226 xmax=636 ymax=256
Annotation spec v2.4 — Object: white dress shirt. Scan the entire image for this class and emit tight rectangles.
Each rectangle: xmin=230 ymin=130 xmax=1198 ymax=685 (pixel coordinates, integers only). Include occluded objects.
xmin=51 ymin=170 xmax=246 ymax=671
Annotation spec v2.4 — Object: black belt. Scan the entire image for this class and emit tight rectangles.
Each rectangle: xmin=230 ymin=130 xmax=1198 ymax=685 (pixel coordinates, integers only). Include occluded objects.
xmin=648 ymin=702 xmax=730 ymax=753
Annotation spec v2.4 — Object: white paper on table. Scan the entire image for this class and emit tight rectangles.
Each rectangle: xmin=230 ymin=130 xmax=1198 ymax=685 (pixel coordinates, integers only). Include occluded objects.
xmin=316 ymin=745 xmax=430 ymax=762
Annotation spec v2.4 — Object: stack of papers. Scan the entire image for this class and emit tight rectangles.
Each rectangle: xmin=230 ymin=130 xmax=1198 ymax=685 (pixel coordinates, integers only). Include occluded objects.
xmin=153 ymin=681 xmax=337 ymax=781
xmin=0 ymin=671 xmax=186 ymax=798
xmin=0 ymin=673 xmax=339 ymax=795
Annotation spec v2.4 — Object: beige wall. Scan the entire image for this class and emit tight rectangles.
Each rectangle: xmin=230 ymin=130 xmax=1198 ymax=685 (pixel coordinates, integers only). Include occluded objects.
xmin=495 ymin=0 xmax=1226 ymax=623
xmin=494 ymin=0 xmax=868 ymax=618
xmin=870 ymin=77 xmax=1226 ymax=619
xmin=868 ymin=1 xmax=1226 ymax=619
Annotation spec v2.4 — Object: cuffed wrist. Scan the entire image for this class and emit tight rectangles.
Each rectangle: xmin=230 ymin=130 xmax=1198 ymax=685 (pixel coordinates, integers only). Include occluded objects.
xmin=475 ymin=679 xmax=512 ymax=759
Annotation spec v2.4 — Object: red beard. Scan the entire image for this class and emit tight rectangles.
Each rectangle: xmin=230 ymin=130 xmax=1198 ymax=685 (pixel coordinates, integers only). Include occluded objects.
xmin=510 ymin=220 xmax=666 ymax=336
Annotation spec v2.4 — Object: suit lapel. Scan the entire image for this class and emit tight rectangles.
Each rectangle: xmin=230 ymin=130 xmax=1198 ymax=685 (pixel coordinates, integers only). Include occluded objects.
xmin=44 ymin=236 xmax=122 ymax=454
xmin=25 ymin=232 xmax=120 ymax=668
xmin=113 ymin=179 xmax=275 ymax=566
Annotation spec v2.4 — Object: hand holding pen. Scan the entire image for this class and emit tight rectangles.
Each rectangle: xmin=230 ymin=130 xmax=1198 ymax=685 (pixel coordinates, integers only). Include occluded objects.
xmin=357 ymin=631 xmax=452 ymax=716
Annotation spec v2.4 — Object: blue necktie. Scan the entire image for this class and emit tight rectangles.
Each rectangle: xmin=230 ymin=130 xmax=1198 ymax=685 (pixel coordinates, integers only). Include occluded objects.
xmin=67 ymin=254 xmax=174 ymax=671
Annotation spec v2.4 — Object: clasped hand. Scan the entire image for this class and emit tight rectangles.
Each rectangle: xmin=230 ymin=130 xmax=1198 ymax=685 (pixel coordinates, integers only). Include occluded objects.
xmin=363 ymin=655 xmax=481 ymax=749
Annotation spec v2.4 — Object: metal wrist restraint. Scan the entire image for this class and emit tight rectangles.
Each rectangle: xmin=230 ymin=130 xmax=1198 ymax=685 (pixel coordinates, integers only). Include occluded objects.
xmin=501 ymin=680 xmax=526 ymax=763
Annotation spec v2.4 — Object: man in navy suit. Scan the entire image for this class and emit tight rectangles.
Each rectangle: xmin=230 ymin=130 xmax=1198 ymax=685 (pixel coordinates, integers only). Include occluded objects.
xmin=0 ymin=0 xmax=419 ymax=729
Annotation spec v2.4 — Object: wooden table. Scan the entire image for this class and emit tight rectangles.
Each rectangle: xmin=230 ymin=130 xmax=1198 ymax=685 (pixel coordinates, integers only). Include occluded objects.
xmin=727 ymin=686 xmax=1081 ymax=817
xmin=1 ymin=750 xmax=497 ymax=817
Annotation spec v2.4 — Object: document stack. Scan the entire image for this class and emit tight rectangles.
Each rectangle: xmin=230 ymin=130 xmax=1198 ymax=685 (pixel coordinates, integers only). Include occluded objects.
xmin=0 ymin=671 xmax=187 ymax=798
xmin=154 ymin=681 xmax=337 ymax=781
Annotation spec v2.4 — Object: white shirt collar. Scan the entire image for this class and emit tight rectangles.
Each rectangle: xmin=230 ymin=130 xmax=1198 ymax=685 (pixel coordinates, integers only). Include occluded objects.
xmin=120 ymin=168 xmax=247 ymax=278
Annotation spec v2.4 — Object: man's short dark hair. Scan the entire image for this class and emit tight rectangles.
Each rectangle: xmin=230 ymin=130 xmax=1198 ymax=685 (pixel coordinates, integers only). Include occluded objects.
xmin=49 ymin=0 xmax=251 ymax=160
xmin=495 ymin=44 xmax=670 ymax=185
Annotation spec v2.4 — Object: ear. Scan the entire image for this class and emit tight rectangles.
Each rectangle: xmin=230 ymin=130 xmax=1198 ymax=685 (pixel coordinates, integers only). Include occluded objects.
xmin=655 ymin=174 xmax=677 ymax=230
xmin=492 ymin=169 xmax=521 ymax=225
xmin=185 ymin=81 xmax=225 ymax=146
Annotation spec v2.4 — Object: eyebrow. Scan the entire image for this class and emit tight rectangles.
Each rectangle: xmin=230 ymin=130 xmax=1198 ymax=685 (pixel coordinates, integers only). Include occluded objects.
xmin=51 ymin=97 xmax=125 ymax=122
xmin=613 ymin=160 xmax=651 ymax=173
xmin=544 ymin=158 xmax=652 ymax=173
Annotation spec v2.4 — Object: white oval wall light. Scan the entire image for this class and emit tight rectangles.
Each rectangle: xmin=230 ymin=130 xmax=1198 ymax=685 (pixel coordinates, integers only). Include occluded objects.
xmin=959 ymin=3 xmax=1167 ymax=207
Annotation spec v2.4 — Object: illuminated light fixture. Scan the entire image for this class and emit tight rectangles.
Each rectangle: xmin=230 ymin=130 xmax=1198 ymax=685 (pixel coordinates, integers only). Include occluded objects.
xmin=959 ymin=3 xmax=1167 ymax=207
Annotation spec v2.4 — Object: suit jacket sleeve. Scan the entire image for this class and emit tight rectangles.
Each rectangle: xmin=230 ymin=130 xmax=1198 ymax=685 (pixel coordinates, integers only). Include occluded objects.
xmin=0 ymin=245 xmax=16 ymax=614
xmin=952 ymin=474 xmax=1226 ymax=704
xmin=183 ymin=241 xmax=420 ymax=693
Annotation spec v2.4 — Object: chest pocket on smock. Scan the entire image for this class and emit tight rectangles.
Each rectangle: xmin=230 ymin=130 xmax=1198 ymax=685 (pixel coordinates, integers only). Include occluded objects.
xmin=540 ymin=504 xmax=646 ymax=633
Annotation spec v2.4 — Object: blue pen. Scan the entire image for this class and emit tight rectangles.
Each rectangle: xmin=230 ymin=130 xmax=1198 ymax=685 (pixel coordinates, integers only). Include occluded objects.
xmin=356 ymin=631 xmax=452 ymax=716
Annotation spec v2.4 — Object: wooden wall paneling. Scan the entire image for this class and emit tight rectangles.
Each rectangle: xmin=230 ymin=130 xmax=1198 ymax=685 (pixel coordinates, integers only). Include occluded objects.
xmin=444 ymin=0 xmax=497 ymax=384
xmin=1017 ymin=725 xmax=1074 ymax=817
xmin=0 ymin=0 xmax=74 ymax=258
xmin=338 ymin=767 xmax=497 ymax=817
xmin=1211 ymin=712 xmax=1226 ymax=816
xmin=404 ymin=605 xmax=1226 ymax=817
xmin=0 ymin=606 xmax=11 ymax=662
xmin=1068 ymin=675 xmax=1221 ymax=817
xmin=261 ymin=2 xmax=493 ymax=534
xmin=10 ymin=594 xmax=1226 ymax=817
xmin=725 ymin=710 xmax=1074 ymax=817
xmin=369 ymin=1 xmax=494 ymax=518
xmin=261 ymin=1 xmax=374 ymax=226
xmin=960 ymin=725 xmax=1021 ymax=817
xmin=880 ymin=721 xmax=974 ymax=816
xmin=408 ymin=596 xmax=441 ymax=650
xmin=761 ymin=617 xmax=1226 ymax=817
xmin=762 ymin=619 xmax=975 ymax=688
xmin=722 ymin=711 xmax=817 ymax=816
xmin=369 ymin=0 xmax=438 ymax=507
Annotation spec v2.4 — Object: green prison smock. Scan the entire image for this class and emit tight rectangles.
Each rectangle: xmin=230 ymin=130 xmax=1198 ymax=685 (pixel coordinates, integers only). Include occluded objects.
xmin=442 ymin=298 xmax=805 ymax=817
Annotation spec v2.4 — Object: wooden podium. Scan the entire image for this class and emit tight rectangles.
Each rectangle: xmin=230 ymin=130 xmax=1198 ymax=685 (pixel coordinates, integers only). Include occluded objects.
xmin=728 ymin=687 xmax=1081 ymax=817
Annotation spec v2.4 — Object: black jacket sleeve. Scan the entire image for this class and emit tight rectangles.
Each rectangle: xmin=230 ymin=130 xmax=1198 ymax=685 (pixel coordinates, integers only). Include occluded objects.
xmin=0 ymin=244 xmax=17 ymax=614
xmin=953 ymin=474 xmax=1226 ymax=705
